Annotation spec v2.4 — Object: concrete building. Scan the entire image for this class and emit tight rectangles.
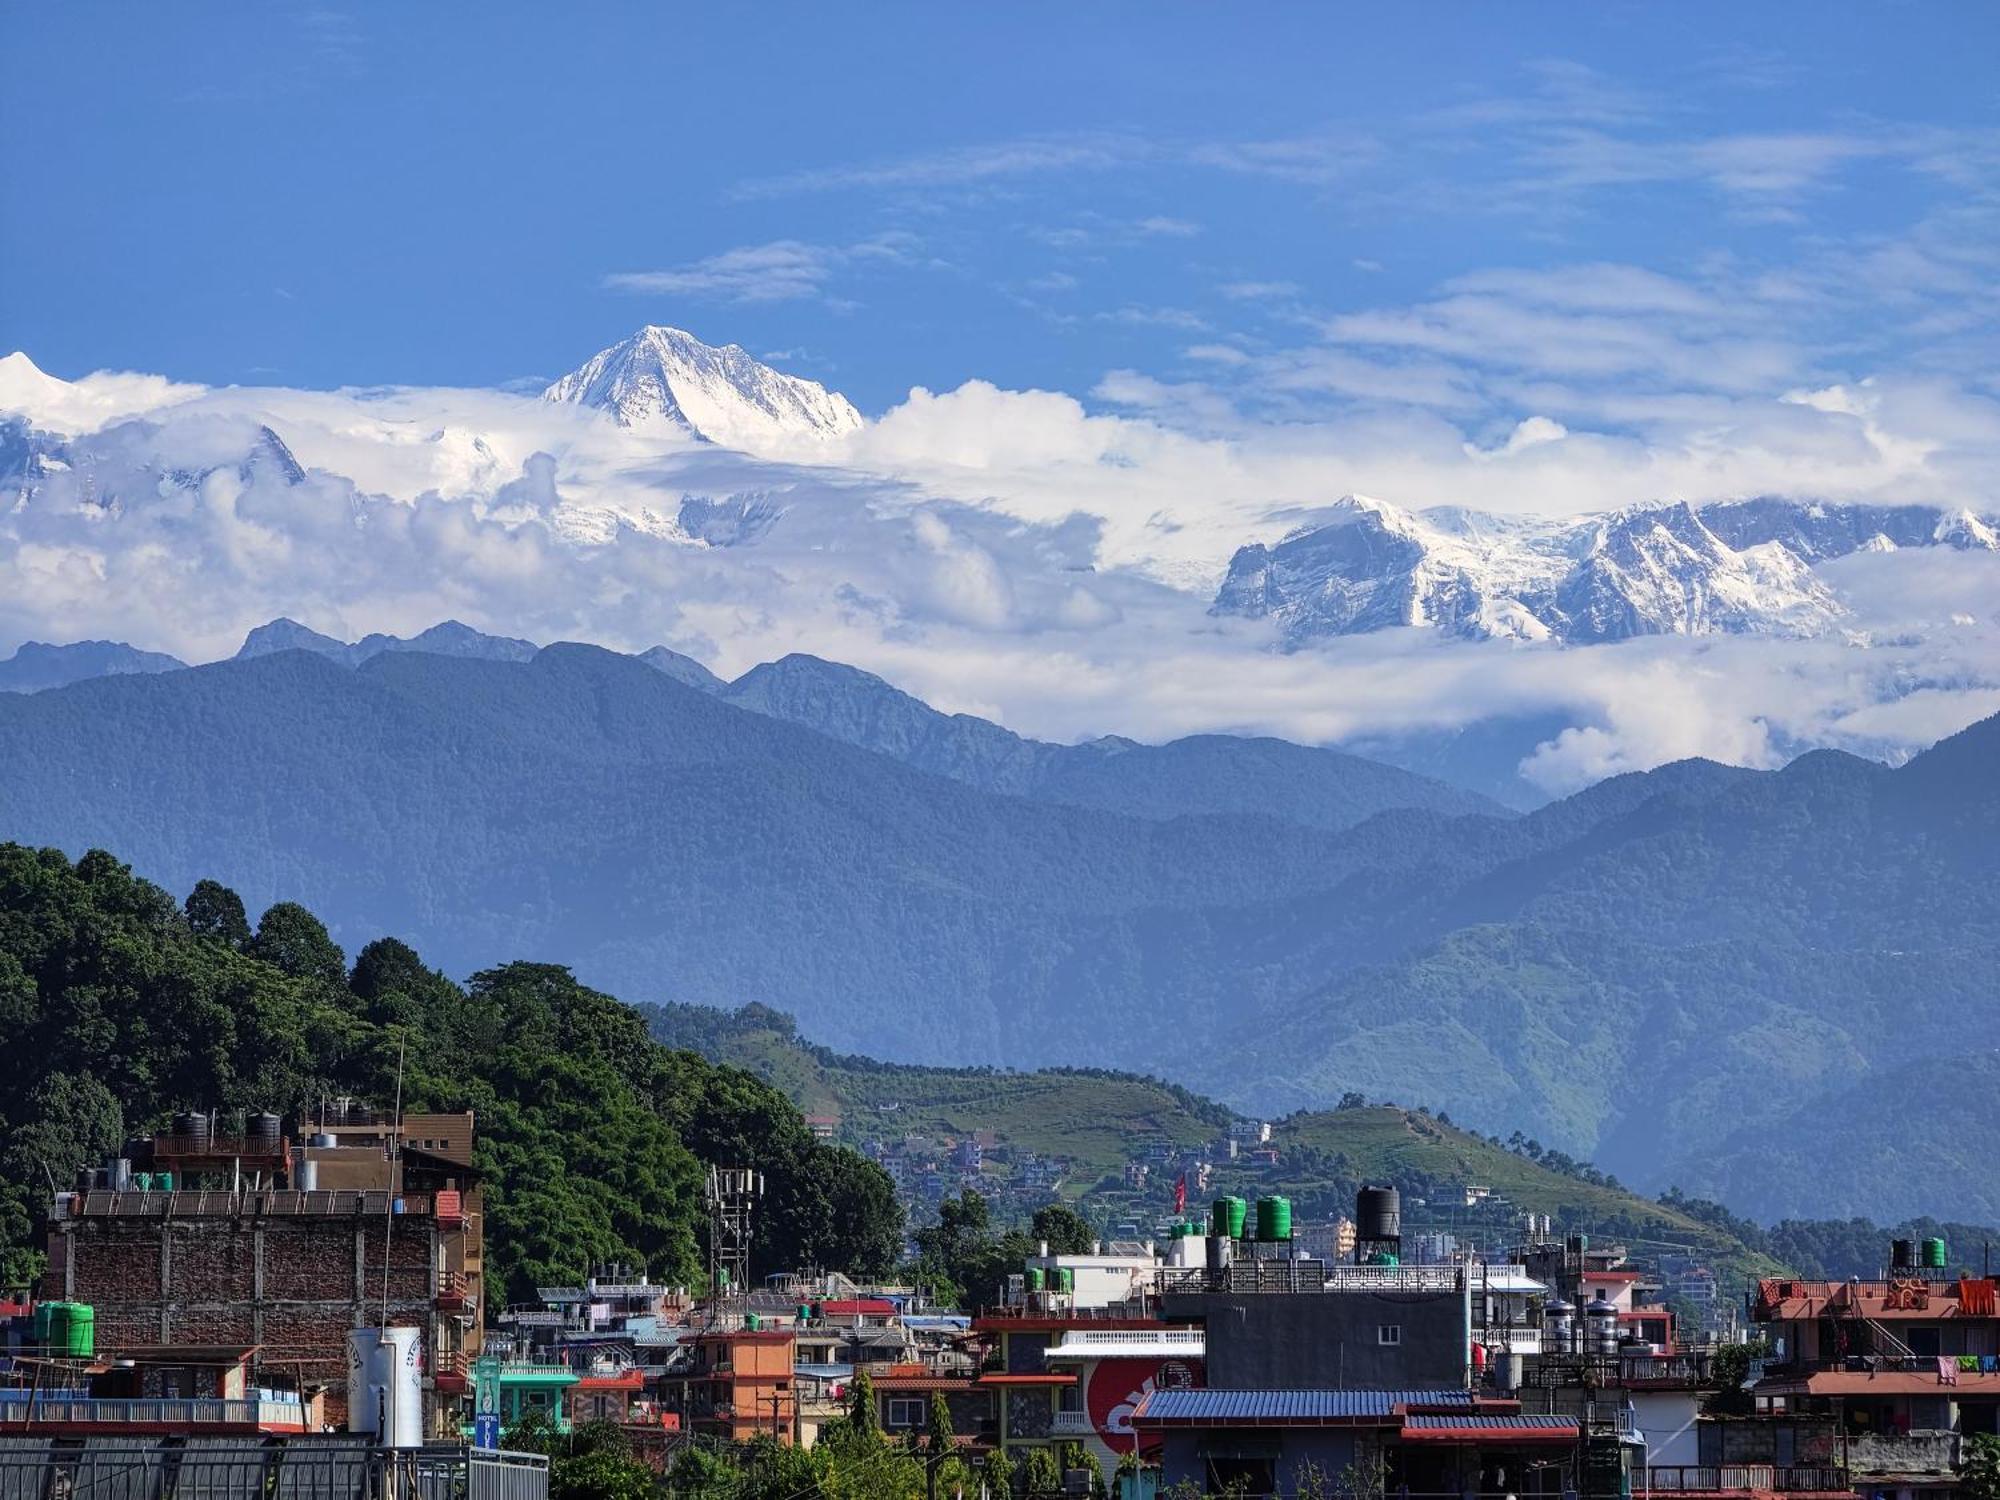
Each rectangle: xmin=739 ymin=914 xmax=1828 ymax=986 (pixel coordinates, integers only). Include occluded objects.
xmin=660 ymin=1329 xmax=797 ymax=1444
xmin=1133 ymin=1386 xmax=1581 ymax=1498
xmin=1749 ymin=1268 xmax=2000 ymax=1500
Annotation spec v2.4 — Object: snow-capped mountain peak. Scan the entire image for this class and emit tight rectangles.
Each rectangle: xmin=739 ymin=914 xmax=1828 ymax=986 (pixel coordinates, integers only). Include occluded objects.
xmin=1206 ymin=495 xmax=1976 ymax=648
xmin=542 ymin=325 xmax=863 ymax=452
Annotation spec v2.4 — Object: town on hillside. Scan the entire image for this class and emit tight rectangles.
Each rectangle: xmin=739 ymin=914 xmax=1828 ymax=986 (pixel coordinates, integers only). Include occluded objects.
xmin=3 ymin=1105 xmax=1996 ymax=1500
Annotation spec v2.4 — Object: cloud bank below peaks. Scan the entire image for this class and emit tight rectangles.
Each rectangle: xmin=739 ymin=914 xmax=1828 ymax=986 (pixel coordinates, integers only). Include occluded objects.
xmin=3 ymin=345 xmax=1998 ymax=799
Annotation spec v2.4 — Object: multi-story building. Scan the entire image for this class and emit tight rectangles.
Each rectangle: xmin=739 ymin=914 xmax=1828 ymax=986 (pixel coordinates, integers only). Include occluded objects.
xmin=1750 ymin=1264 xmax=2000 ymax=1500
xmin=37 ymin=1107 xmax=484 ymax=1434
xmin=660 ymin=1329 xmax=797 ymax=1444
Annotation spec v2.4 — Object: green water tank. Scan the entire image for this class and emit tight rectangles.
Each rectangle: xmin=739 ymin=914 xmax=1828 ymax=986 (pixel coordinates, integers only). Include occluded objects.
xmin=1923 ymin=1237 xmax=1948 ymax=1269
xmin=797 ymin=1302 xmax=812 ymax=1323
xmin=1256 ymin=1196 xmax=1293 ymax=1242
xmin=746 ymin=1313 xmax=761 ymax=1332
xmin=1366 ymin=1250 xmax=1400 ymax=1266
xmin=1025 ymin=1267 xmax=1045 ymax=1292
xmin=1056 ymin=1267 xmax=1075 ymax=1294
xmin=30 ymin=1304 xmax=52 ymax=1351
xmin=62 ymin=1304 xmax=93 ymax=1357
xmin=155 ymin=1171 xmax=174 ymax=1192
xmin=1211 ymin=1196 xmax=1246 ymax=1239
xmin=133 ymin=1172 xmax=152 ymax=1193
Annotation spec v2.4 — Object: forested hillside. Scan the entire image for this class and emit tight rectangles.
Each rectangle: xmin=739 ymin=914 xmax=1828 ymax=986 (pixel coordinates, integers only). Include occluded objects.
xmin=0 ymin=844 xmax=901 ymax=1297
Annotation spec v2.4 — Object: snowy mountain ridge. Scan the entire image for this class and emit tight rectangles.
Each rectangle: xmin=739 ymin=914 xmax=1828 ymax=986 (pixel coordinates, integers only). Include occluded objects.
xmin=542 ymin=325 xmax=863 ymax=451
xmin=1214 ymin=492 xmax=1995 ymax=646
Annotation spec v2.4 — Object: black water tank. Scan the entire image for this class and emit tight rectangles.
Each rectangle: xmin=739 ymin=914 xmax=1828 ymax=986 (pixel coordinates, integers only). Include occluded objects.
xmin=175 ymin=1112 xmax=210 ymax=1143
xmin=249 ymin=1112 xmax=282 ymax=1150
xmin=1357 ymin=1185 xmax=1401 ymax=1242
xmin=1891 ymin=1239 xmax=1916 ymax=1270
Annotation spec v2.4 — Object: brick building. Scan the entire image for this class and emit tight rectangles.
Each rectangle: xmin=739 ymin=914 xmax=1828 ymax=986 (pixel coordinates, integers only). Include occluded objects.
xmin=39 ymin=1109 xmax=483 ymax=1435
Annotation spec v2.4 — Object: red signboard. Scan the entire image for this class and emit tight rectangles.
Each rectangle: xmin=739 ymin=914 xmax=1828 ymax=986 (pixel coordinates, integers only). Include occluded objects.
xmin=1084 ymin=1358 xmax=1202 ymax=1458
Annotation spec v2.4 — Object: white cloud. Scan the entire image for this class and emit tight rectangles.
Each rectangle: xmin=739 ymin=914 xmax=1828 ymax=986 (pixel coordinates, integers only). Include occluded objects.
xmin=0 ymin=352 xmax=204 ymax=434
xmin=733 ymin=134 xmax=1150 ymax=198
xmin=604 ymin=233 xmax=920 ymax=305
xmin=1220 ymin=281 xmax=1301 ymax=301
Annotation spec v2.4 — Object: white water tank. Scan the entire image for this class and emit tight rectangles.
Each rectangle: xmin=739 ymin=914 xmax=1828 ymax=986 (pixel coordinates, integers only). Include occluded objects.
xmin=347 ymin=1326 xmax=424 ymax=1447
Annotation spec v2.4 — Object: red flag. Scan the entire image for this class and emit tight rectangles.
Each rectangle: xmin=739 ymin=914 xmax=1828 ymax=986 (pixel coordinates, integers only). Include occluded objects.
xmin=1173 ymin=1172 xmax=1188 ymax=1215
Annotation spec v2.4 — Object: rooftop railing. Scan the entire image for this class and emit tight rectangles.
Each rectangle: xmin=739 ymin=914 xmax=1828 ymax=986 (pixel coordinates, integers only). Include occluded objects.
xmin=1644 ymin=1465 xmax=1848 ymax=1493
xmin=0 ymin=1394 xmax=304 ymax=1426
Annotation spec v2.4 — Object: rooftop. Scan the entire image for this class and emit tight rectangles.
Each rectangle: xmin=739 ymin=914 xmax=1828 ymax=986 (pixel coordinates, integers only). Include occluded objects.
xmin=1756 ymin=1276 xmax=1999 ymax=1322
xmin=1401 ymin=1414 xmax=1578 ymax=1444
xmin=1133 ymin=1389 xmax=1477 ymax=1428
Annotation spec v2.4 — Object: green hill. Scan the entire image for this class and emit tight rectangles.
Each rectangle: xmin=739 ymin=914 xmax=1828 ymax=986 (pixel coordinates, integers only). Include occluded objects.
xmin=0 ymin=845 xmax=902 ymax=1299
xmin=641 ymin=1000 xmax=1781 ymax=1287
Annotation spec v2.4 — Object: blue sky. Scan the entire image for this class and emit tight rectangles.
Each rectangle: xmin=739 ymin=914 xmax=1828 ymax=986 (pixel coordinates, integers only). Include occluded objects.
xmin=4 ymin=2 xmax=1996 ymax=426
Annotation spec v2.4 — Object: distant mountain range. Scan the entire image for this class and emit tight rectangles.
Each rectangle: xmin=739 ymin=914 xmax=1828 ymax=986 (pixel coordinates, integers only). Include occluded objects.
xmin=4 ymin=617 xmax=1506 ymax=825
xmin=0 ymin=621 xmax=1993 ymax=1223
xmin=0 ymin=638 xmax=186 ymax=693
xmin=1214 ymin=493 xmax=1999 ymax=646
xmin=235 ymin=617 xmax=538 ymax=667
xmin=542 ymin=325 xmax=863 ymax=447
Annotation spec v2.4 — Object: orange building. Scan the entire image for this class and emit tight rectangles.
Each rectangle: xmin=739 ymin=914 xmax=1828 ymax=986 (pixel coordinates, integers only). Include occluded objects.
xmin=663 ymin=1330 xmax=797 ymax=1444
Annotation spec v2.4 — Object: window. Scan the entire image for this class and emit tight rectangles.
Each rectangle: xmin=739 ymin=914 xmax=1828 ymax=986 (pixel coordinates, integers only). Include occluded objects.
xmin=886 ymin=1398 xmax=925 ymax=1428
xmin=1378 ymin=1324 xmax=1402 ymax=1346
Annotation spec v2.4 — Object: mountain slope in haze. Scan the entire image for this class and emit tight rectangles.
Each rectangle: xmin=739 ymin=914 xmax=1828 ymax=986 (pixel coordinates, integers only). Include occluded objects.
xmin=1685 ymin=1052 xmax=2000 ymax=1223
xmin=720 ymin=652 xmax=1507 ymax=828
xmin=13 ymin=614 xmax=1500 ymax=827
xmin=0 ymin=639 xmax=185 ymax=693
xmin=0 ymin=645 xmax=1380 ymax=1062
xmin=542 ymin=325 xmax=863 ymax=449
xmin=0 ymin=644 xmax=1994 ymax=1224
xmin=1214 ymin=493 xmax=1994 ymax=647
xmin=1216 ymin=718 xmax=2000 ymax=1214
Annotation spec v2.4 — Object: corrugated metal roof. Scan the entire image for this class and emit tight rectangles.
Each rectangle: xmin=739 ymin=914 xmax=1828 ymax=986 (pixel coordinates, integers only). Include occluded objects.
xmin=1134 ymin=1388 xmax=1473 ymax=1425
xmin=1405 ymin=1415 xmax=1578 ymax=1431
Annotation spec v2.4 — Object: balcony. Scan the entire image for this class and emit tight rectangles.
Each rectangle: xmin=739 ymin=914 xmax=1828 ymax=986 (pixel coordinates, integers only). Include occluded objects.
xmin=1050 ymin=1409 xmax=1094 ymax=1435
xmin=1645 ymin=1466 xmax=1848 ymax=1494
xmin=0 ymin=1395 xmax=307 ymax=1431
xmin=1529 ymin=1353 xmax=1709 ymax=1390
xmin=434 ymin=1352 xmax=469 ymax=1394
xmin=1045 ymin=1329 xmax=1206 ymax=1362
xmin=437 ymin=1271 xmax=474 ymax=1314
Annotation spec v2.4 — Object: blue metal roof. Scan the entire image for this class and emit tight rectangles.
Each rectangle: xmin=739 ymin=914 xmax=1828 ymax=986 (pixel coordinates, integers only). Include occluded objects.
xmin=1134 ymin=1388 xmax=1475 ymax=1426
xmin=1405 ymin=1415 xmax=1579 ymax=1431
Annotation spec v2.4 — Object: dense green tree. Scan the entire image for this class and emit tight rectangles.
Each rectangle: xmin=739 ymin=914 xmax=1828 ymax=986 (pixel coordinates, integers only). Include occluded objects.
xmin=184 ymin=880 xmax=252 ymax=947
xmin=252 ymin=901 xmax=347 ymax=986
xmin=846 ymin=1369 xmax=880 ymax=1441
xmin=2 ymin=1072 xmax=124 ymax=1187
xmin=1962 ymin=1434 xmax=2000 ymax=1500
xmin=1032 ymin=1202 xmax=1096 ymax=1254
xmin=1022 ymin=1446 xmax=1062 ymax=1497
xmin=924 ymin=1390 xmax=954 ymax=1458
